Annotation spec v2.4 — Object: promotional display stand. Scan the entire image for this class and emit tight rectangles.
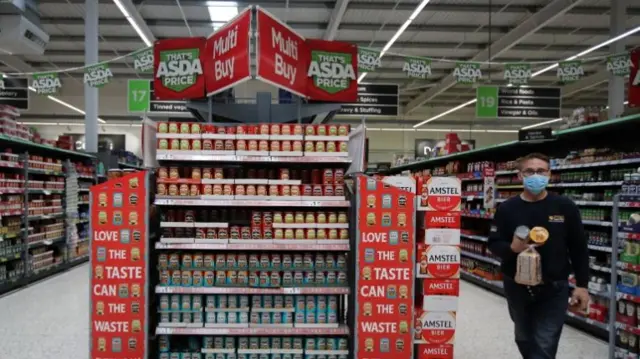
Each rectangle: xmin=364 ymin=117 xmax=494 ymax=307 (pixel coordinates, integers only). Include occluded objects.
xmin=90 ymin=171 xmax=150 ymax=358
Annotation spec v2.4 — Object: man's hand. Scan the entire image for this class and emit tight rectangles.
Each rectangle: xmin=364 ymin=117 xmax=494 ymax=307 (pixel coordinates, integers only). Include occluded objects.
xmin=569 ymin=287 xmax=590 ymax=313
xmin=510 ymin=235 xmax=530 ymax=253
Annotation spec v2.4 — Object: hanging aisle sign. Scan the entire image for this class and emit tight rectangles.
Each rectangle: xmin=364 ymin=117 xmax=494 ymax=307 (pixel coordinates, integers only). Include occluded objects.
xmin=403 ymin=56 xmax=432 ymax=79
xmin=255 ymin=7 xmax=308 ymax=98
xmin=84 ymin=63 xmax=114 ymax=88
xmin=338 ymin=83 xmax=399 ymax=116
xmin=355 ymin=175 xmax=415 ymax=359
xmin=503 ymin=63 xmax=531 ymax=85
xmin=90 ymin=171 xmax=149 ymax=359
xmin=358 ymin=47 xmax=381 ymax=72
xmin=0 ymin=77 xmax=29 ymax=110
xmin=476 ymin=86 xmax=561 ymax=119
xmin=607 ymin=53 xmax=632 ymax=77
xmin=132 ymin=48 xmax=153 ymax=73
xmin=32 ymin=72 xmax=62 ymax=95
xmin=306 ymin=39 xmax=358 ymax=102
xmin=153 ymin=37 xmax=206 ymax=100
xmin=453 ymin=62 xmax=482 ymax=84
xmin=127 ymin=79 xmax=189 ymax=114
xmin=629 ymin=50 xmax=640 ymax=107
xmin=557 ymin=60 xmax=584 ymax=83
xmin=204 ymin=7 xmax=252 ymax=96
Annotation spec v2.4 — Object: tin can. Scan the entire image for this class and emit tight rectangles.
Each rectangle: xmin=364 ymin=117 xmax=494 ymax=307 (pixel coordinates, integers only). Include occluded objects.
xmin=282 ymin=141 xmax=292 ymax=151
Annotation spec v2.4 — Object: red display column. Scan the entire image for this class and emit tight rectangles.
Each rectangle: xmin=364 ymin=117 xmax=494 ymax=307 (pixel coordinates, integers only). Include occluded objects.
xmin=90 ymin=171 xmax=149 ymax=359
xmin=415 ymin=177 xmax=461 ymax=359
xmin=354 ymin=175 xmax=416 ymax=359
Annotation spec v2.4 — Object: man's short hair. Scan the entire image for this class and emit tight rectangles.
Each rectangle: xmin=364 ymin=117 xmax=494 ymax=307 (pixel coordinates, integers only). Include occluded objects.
xmin=518 ymin=152 xmax=550 ymax=170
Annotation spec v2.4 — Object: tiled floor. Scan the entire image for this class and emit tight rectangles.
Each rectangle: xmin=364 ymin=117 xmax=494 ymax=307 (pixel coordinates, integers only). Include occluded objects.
xmin=0 ymin=265 xmax=608 ymax=358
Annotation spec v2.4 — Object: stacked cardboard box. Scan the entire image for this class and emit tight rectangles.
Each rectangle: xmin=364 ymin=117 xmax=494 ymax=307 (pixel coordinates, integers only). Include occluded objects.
xmin=415 ymin=177 xmax=461 ymax=359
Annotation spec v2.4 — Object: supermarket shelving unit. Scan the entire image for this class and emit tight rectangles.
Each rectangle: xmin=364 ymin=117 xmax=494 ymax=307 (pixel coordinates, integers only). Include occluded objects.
xmin=0 ymin=134 xmax=95 ymax=296
xmin=382 ymin=113 xmax=640 ymax=341
xmin=150 ymin=124 xmax=357 ymax=358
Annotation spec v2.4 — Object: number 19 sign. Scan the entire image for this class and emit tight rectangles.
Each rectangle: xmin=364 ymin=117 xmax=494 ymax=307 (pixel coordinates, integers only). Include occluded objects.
xmin=476 ymin=85 xmax=561 ymax=120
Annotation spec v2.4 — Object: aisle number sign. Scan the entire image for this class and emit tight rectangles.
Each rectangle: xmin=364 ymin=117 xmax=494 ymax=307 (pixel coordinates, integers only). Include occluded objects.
xmin=127 ymin=79 xmax=189 ymax=114
xmin=476 ymin=86 xmax=561 ymax=119
xmin=90 ymin=171 xmax=148 ymax=359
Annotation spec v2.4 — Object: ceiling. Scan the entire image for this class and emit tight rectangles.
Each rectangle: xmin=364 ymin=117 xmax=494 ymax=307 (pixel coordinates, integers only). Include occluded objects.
xmin=1 ymin=0 xmax=639 ymax=128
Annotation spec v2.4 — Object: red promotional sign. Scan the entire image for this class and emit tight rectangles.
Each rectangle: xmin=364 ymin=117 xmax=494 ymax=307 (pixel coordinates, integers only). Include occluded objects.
xmin=204 ymin=7 xmax=252 ymax=96
xmin=356 ymin=175 xmax=415 ymax=359
xmin=90 ymin=171 xmax=148 ymax=359
xmin=153 ymin=37 xmax=207 ymax=100
xmin=629 ymin=49 xmax=640 ymax=107
xmin=305 ymin=39 xmax=358 ymax=102
xmin=423 ymin=279 xmax=460 ymax=297
xmin=417 ymin=344 xmax=454 ymax=359
xmin=425 ymin=177 xmax=461 ymax=211
xmin=256 ymin=7 xmax=308 ymax=97
xmin=425 ymin=212 xmax=460 ymax=229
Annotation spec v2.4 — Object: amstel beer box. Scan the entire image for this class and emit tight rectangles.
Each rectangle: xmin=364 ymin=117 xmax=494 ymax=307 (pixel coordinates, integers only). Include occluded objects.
xmin=415 ymin=309 xmax=456 ymax=345
xmin=422 ymin=278 xmax=459 ymax=312
xmin=417 ymin=244 xmax=460 ymax=279
xmin=417 ymin=344 xmax=454 ymax=359
xmin=424 ymin=212 xmax=460 ymax=245
xmin=418 ymin=177 xmax=461 ymax=212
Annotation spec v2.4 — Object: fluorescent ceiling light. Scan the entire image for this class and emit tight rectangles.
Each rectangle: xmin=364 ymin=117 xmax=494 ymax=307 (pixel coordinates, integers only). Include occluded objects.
xmin=207 ymin=1 xmax=238 ymax=30
xmin=358 ymin=0 xmax=430 ymax=83
xmin=414 ymin=24 xmax=640 ymax=128
xmin=113 ymin=0 xmax=152 ymax=46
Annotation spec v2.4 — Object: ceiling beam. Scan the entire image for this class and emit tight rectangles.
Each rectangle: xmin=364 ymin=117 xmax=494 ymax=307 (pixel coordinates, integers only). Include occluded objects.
xmin=324 ymin=0 xmax=349 ymax=40
xmin=112 ymin=0 xmax=157 ymax=45
xmin=403 ymin=0 xmax=586 ymax=114
xmin=37 ymin=0 xmax=640 ymax=16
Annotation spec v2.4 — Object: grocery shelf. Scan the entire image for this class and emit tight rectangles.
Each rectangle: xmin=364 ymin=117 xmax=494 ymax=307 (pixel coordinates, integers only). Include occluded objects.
xmin=460 ymin=250 xmax=500 ymax=266
xmin=155 ymin=325 xmax=350 ymax=336
xmin=497 ymin=181 xmax=624 ymax=190
xmin=156 ymin=286 xmax=350 ymax=295
xmin=28 ymin=236 xmax=66 ymax=248
xmin=587 ymin=245 xmax=614 ymax=253
xmin=155 ymin=198 xmax=350 ymax=207
xmin=460 ymin=233 xmax=488 ymax=242
xmin=155 ymin=242 xmax=350 ymax=251
xmin=118 ymin=162 xmax=145 ymax=170
xmin=617 ymin=292 xmax=640 ymax=303
xmin=156 ymin=152 xmax=352 ymax=163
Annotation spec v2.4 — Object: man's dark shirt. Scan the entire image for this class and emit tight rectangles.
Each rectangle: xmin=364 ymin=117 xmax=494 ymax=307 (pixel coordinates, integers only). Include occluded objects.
xmin=487 ymin=193 xmax=590 ymax=287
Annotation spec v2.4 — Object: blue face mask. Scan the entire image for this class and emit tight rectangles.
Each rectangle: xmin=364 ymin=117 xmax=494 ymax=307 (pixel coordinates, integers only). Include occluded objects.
xmin=523 ymin=174 xmax=549 ymax=195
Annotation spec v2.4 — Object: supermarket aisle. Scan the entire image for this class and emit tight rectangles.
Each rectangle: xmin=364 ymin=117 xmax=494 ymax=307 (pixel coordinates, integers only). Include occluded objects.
xmin=0 ymin=265 xmax=608 ymax=358
xmin=0 ymin=264 xmax=89 ymax=359
xmin=455 ymin=281 xmax=608 ymax=358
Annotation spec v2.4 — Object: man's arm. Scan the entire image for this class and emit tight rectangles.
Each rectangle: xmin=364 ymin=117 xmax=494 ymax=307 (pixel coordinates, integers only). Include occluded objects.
xmin=565 ymin=201 xmax=590 ymax=288
xmin=487 ymin=206 xmax=518 ymax=261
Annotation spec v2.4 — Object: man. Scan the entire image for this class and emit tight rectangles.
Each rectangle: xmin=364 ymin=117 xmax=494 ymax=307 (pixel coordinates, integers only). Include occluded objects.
xmin=488 ymin=152 xmax=590 ymax=359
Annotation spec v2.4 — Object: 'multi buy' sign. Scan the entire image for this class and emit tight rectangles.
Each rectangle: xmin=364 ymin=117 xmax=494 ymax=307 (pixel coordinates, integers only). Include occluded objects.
xmin=358 ymin=47 xmax=381 ymax=73
xmin=403 ymin=56 xmax=432 ymax=79
xmin=133 ymin=48 xmax=153 ymax=73
xmin=503 ymin=63 xmax=531 ymax=85
xmin=557 ymin=60 xmax=584 ymax=83
xmin=156 ymin=49 xmax=203 ymax=92
xmin=307 ymin=51 xmax=356 ymax=94
xmin=84 ymin=63 xmax=113 ymax=88
xmin=32 ymin=72 xmax=62 ymax=95
xmin=453 ymin=62 xmax=482 ymax=84
xmin=607 ymin=53 xmax=631 ymax=77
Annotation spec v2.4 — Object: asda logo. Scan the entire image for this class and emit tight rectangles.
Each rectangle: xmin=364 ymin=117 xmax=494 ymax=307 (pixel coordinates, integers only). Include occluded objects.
xmin=307 ymin=51 xmax=356 ymax=94
xmin=84 ymin=65 xmax=113 ymax=88
xmin=156 ymin=49 xmax=203 ymax=92
xmin=32 ymin=74 xmax=62 ymax=95
xmin=133 ymin=49 xmax=153 ymax=73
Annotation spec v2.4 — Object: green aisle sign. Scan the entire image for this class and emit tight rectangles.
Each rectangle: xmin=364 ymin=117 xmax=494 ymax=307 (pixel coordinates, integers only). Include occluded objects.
xmin=127 ymin=79 xmax=150 ymax=113
xmin=476 ymin=86 xmax=498 ymax=118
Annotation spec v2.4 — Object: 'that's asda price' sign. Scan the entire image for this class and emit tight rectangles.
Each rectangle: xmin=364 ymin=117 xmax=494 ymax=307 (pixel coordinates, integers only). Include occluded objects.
xmin=153 ymin=37 xmax=206 ymax=100
xmin=305 ymin=39 xmax=358 ymax=102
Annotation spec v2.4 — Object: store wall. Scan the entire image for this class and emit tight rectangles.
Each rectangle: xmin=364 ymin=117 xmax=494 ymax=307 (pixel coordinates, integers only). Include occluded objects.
xmin=366 ymin=130 xmax=516 ymax=163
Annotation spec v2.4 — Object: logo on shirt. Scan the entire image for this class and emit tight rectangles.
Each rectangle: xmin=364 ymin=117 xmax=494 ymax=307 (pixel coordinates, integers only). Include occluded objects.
xmin=490 ymin=225 xmax=497 ymax=232
xmin=548 ymin=215 xmax=565 ymax=223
